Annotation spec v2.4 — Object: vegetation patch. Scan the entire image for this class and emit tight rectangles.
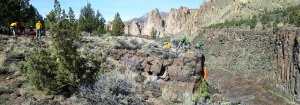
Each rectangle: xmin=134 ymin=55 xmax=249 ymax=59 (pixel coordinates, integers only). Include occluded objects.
xmin=193 ymin=81 xmax=211 ymax=103
xmin=78 ymin=75 xmax=144 ymax=105
xmin=18 ymin=0 xmax=107 ymax=95
xmin=0 ymin=68 xmax=8 ymax=75
xmin=206 ymin=4 xmax=300 ymax=29
xmin=0 ymin=87 xmax=14 ymax=95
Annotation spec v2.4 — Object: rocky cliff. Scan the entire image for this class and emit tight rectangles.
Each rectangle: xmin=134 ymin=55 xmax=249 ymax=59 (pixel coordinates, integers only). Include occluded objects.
xmin=276 ymin=27 xmax=300 ymax=101
xmin=124 ymin=20 xmax=141 ymax=35
xmin=197 ymin=0 xmax=300 ymax=27
xmin=119 ymin=0 xmax=300 ymax=36
xmin=165 ymin=7 xmax=199 ymax=35
xmin=195 ymin=27 xmax=300 ymax=103
xmin=141 ymin=9 xmax=165 ymax=37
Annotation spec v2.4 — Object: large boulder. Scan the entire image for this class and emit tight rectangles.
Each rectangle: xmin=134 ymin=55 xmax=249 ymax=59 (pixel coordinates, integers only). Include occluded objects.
xmin=149 ymin=58 xmax=163 ymax=75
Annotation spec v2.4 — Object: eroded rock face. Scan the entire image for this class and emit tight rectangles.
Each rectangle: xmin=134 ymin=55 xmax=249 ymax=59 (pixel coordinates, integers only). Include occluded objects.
xmin=124 ymin=21 xmax=141 ymax=35
xmin=124 ymin=23 xmax=129 ymax=35
xmin=109 ymin=0 xmax=300 ymax=36
xmin=129 ymin=21 xmax=141 ymax=35
xmin=142 ymin=9 xmax=165 ymax=37
xmin=276 ymin=28 xmax=300 ymax=101
xmin=165 ymin=6 xmax=199 ymax=35
xmin=198 ymin=28 xmax=300 ymax=103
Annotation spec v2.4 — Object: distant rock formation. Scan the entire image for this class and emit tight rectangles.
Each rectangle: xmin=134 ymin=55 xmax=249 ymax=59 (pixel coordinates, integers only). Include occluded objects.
xmin=141 ymin=9 xmax=165 ymax=37
xmin=107 ymin=0 xmax=300 ymax=36
xmin=127 ymin=20 xmax=141 ymax=35
xmin=165 ymin=6 xmax=199 ymax=35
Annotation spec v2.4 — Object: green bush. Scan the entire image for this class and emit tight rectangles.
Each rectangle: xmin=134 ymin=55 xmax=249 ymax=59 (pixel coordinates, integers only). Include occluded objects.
xmin=0 ymin=68 xmax=8 ymax=75
xmin=150 ymin=28 xmax=157 ymax=40
xmin=0 ymin=87 xmax=14 ymax=95
xmin=23 ymin=48 xmax=59 ymax=91
xmin=20 ymin=47 xmax=106 ymax=94
xmin=193 ymin=81 xmax=211 ymax=103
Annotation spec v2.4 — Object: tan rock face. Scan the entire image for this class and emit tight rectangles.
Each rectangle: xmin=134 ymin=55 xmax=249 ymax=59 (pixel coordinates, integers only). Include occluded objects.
xmin=124 ymin=23 xmax=129 ymax=35
xmin=165 ymin=6 xmax=199 ymax=35
xmin=142 ymin=9 xmax=165 ymax=37
xmin=114 ymin=0 xmax=300 ymax=36
xmin=276 ymin=28 xmax=300 ymax=101
xmin=129 ymin=21 xmax=141 ymax=35
xmin=124 ymin=21 xmax=141 ymax=35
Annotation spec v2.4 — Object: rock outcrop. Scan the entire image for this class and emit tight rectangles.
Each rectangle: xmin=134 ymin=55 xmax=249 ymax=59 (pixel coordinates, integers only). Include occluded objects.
xmin=197 ymin=0 xmax=300 ymax=27
xmin=120 ymin=0 xmax=300 ymax=36
xmin=196 ymin=28 xmax=300 ymax=103
xmin=127 ymin=20 xmax=141 ymax=35
xmin=165 ymin=6 xmax=199 ymax=35
xmin=141 ymin=9 xmax=165 ymax=37
xmin=276 ymin=27 xmax=300 ymax=101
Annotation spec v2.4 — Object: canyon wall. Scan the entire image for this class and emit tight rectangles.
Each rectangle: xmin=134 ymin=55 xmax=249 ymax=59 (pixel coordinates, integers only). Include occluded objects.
xmin=117 ymin=0 xmax=300 ymax=36
xmin=276 ymin=27 xmax=300 ymax=101
xmin=198 ymin=28 xmax=300 ymax=102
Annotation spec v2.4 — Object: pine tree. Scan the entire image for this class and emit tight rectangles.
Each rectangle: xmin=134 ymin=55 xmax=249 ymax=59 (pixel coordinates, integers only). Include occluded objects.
xmin=94 ymin=10 xmax=106 ymax=35
xmin=21 ymin=0 xmax=106 ymax=94
xmin=111 ymin=13 xmax=124 ymax=36
xmin=261 ymin=8 xmax=270 ymax=30
xmin=54 ymin=0 xmax=61 ymax=20
xmin=273 ymin=16 xmax=280 ymax=28
xmin=150 ymin=27 xmax=157 ymax=39
xmin=68 ymin=7 xmax=78 ymax=33
xmin=250 ymin=15 xmax=257 ymax=29
xmin=78 ymin=3 xmax=98 ymax=35
xmin=68 ymin=7 xmax=76 ymax=25
xmin=0 ymin=0 xmax=40 ymax=28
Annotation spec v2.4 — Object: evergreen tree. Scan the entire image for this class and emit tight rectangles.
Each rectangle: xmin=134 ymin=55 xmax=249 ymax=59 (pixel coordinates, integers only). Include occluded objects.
xmin=111 ymin=13 xmax=124 ymax=36
xmin=68 ymin=7 xmax=76 ymax=25
xmin=21 ymin=0 xmax=106 ymax=94
xmin=150 ymin=27 xmax=157 ymax=39
xmin=273 ymin=16 xmax=280 ymax=28
xmin=95 ymin=10 xmax=106 ymax=35
xmin=61 ymin=9 xmax=68 ymax=20
xmin=289 ymin=10 xmax=298 ymax=24
xmin=250 ymin=15 xmax=257 ymax=29
xmin=78 ymin=3 xmax=98 ymax=35
xmin=67 ymin=7 xmax=78 ymax=33
xmin=261 ymin=8 xmax=270 ymax=30
xmin=0 ymin=0 xmax=40 ymax=28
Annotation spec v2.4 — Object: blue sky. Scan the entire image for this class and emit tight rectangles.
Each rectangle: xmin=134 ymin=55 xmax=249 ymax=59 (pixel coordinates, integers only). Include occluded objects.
xmin=30 ymin=0 xmax=203 ymax=22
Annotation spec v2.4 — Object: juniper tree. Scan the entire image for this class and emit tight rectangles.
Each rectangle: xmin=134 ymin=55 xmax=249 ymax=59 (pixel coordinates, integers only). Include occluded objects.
xmin=0 ymin=0 xmax=41 ymax=28
xmin=21 ymin=0 xmax=106 ymax=94
xmin=68 ymin=7 xmax=76 ymax=25
xmin=261 ymin=7 xmax=270 ymax=30
xmin=111 ymin=13 xmax=124 ymax=36
xmin=250 ymin=15 xmax=257 ymax=29
xmin=78 ymin=3 xmax=97 ymax=35
xmin=95 ymin=10 xmax=106 ymax=35
xmin=150 ymin=27 xmax=157 ymax=39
